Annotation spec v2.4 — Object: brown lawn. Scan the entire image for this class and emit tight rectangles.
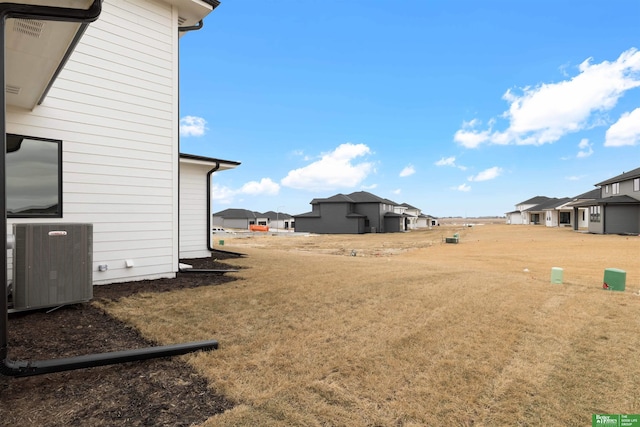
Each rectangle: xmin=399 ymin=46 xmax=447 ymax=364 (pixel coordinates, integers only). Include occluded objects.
xmin=100 ymin=224 xmax=640 ymax=426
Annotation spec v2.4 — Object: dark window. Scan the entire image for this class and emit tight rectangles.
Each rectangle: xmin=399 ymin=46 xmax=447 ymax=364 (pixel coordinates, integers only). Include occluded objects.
xmin=7 ymin=134 xmax=62 ymax=218
xmin=559 ymin=212 xmax=570 ymax=224
xmin=531 ymin=213 xmax=540 ymax=224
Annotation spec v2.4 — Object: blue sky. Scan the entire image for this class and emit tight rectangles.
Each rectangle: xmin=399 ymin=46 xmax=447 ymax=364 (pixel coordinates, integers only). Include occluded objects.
xmin=178 ymin=0 xmax=640 ymax=218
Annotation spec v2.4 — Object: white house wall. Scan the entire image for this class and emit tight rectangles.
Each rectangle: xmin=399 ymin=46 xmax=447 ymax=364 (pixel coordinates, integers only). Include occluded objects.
xmin=7 ymin=0 xmax=181 ymax=285
xmin=179 ymin=162 xmax=211 ymax=259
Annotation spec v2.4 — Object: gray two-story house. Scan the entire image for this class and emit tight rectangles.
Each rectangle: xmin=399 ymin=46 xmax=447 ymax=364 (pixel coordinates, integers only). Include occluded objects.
xmin=577 ymin=167 xmax=640 ymax=235
xmin=294 ymin=191 xmax=404 ymax=234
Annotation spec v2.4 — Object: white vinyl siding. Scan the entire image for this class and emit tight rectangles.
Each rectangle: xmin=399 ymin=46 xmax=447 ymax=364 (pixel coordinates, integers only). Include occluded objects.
xmin=179 ymin=162 xmax=211 ymax=259
xmin=6 ymin=0 xmax=180 ymax=285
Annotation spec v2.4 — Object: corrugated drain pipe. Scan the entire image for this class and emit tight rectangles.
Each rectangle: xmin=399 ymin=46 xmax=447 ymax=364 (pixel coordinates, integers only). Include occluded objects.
xmin=0 ymin=1 xmax=218 ymax=378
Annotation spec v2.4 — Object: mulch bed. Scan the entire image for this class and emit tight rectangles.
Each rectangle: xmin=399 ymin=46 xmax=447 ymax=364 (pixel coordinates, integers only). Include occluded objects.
xmin=0 ymin=251 xmax=242 ymax=427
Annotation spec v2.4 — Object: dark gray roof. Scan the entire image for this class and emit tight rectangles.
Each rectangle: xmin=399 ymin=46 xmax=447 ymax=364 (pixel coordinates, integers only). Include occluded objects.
xmin=310 ymin=191 xmax=400 ymax=206
xmin=346 ymin=191 xmax=398 ymax=205
xmin=263 ymin=211 xmax=292 ymax=220
xmin=524 ymin=197 xmax=571 ymax=211
xmin=595 ymin=166 xmax=640 ymax=186
xmin=572 ymin=188 xmax=600 ymax=200
xmin=400 ymin=202 xmax=418 ymax=210
xmin=310 ymin=194 xmax=353 ymax=204
xmin=213 ymin=208 xmax=258 ymax=219
xmin=518 ymin=196 xmax=551 ymax=205
xmin=571 ymin=195 xmax=640 ymax=207
xmin=294 ymin=211 xmax=320 ymax=218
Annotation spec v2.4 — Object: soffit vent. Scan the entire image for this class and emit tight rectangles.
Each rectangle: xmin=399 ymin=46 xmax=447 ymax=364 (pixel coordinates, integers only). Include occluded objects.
xmin=6 ymin=85 xmax=21 ymax=95
xmin=13 ymin=19 xmax=44 ymax=38
xmin=178 ymin=16 xmax=187 ymax=26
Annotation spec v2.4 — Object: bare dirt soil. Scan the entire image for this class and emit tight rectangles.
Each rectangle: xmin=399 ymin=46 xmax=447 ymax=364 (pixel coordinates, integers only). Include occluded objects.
xmin=0 ymin=252 xmax=242 ymax=427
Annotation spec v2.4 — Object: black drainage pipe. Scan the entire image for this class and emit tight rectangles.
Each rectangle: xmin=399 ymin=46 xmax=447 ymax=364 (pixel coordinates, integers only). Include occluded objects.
xmin=179 ymin=268 xmax=239 ymax=274
xmin=0 ymin=1 xmax=218 ymax=377
xmin=0 ymin=340 xmax=218 ymax=378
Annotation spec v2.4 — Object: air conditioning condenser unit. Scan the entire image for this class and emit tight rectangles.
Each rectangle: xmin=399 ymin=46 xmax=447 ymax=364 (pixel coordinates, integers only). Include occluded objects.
xmin=12 ymin=223 xmax=92 ymax=312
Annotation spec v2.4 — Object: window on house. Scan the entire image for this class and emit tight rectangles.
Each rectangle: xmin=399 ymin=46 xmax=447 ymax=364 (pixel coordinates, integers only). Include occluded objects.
xmin=590 ymin=206 xmax=601 ymax=223
xmin=531 ymin=213 xmax=540 ymax=224
xmin=7 ymin=134 xmax=62 ymax=218
xmin=612 ymin=182 xmax=620 ymax=195
xmin=559 ymin=212 xmax=570 ymax=224
xmin=604 ymin=185 xmax=609 ymax=194
xmin=635 ymin=178 xmax=640 ymax=192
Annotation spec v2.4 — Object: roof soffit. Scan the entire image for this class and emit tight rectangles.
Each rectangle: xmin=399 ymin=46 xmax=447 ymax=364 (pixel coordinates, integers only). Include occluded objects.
xmin=3 ymin=0 xmax=95 ymax=110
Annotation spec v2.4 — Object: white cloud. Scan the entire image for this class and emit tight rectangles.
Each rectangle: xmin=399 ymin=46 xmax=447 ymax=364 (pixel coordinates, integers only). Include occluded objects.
xmin=361 ymin=183 xmax=378 ymax=190
xmin=455 ymin=48 xmax=640 ymax=148
xmin=566 ymin=175 xmax=585 ymax=181
xmin=454 ymin=128 xmax=491 ymax=149
xmin=180 ymin=116 xmax=207 ymax=137
xmin=605 ymin=108 xmax=640 ymax=146
xmin=399 ymin=165 xmax=415 ymax=177
xmin=280 ymin=143 xmax=374 ymax=191
xmin=468 ymin=166 xmax=502 ymax=182
xmin=454 ymin=183 xmax=471 ymax=192
xmin=392 ymin=188 xmax=402 ymax=195
xmin=239 ymin=178 xmax=280 ymax=196
xmin=210 ymin=183 xmax=237 ymax=205
xmin=435 ymin=156 xmax=456 ymax=167
xmin=435 ymin=156 xmax=467 ymax=170
xmin=576 ymin=138 xmax=593 ymax=158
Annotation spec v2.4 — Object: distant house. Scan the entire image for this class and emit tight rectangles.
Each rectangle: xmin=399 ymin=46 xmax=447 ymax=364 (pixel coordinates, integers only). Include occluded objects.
xmin=564 ymin=188 xmax=600 ymax=230
xmin=263 ymin=211 xmax=294 ymax=231
xmin=539 ymin=198 xmax=573 ymax=227
xmin=212 ymin=208 xmax=266 ymax=230
xmin=422 ymin=214 xmax=439 ymax=227
xmin=575 ymin=167 xmax=640 ymax=235
xmin=506 ymin=196 xmax=551 ymax=224
xmin=294 ymin=191 xmax=405 ymax=234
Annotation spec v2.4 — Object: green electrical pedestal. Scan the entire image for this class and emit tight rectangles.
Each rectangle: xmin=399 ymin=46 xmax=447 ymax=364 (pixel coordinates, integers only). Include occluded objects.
xmin=603 ymin=268 xmax=626 ymax=291
xmin=550 ymin=267 xmax=563 ymax=284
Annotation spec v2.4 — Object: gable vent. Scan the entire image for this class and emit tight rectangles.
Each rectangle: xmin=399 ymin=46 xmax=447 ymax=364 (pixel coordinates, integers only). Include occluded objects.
xmin=6 ymin=85 xmax=21 ymax=95
xmin=13 ymin=19 xmax=44 ymax=38
xmin=178 ymin=16 xmax=187 ymax=25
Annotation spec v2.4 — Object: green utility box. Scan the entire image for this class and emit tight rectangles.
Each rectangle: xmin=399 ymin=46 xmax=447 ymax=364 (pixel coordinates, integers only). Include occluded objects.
xmin=218 ymin=240 xmax=225 ymax=246
xmin=550 ymin=267 xmax=563 ymax=284
xmin=603 ymin=268 xmax=626 ymax=291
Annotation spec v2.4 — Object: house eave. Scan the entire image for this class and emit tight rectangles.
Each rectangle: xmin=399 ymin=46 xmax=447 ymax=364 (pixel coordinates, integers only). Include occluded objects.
xmin=3 ymin=0 xmax=98 ymax=110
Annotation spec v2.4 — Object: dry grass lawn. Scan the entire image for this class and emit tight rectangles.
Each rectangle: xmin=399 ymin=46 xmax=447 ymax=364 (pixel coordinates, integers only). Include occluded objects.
xmin=98 ymin=224 xmax=640 ymax=426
